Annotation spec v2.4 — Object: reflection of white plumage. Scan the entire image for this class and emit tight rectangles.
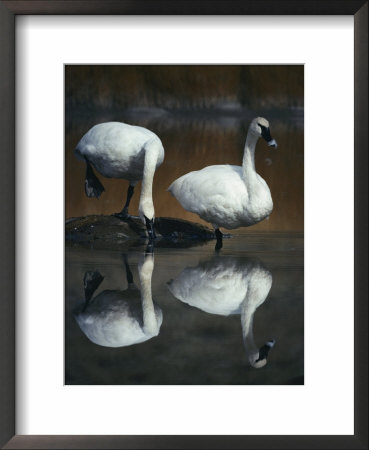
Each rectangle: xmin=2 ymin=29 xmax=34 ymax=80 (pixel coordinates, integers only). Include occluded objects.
xmin=167 ymin=256 xmax=274 ymax=368
xmin=75 ymin=122 xmax=165 ymax=240
xmin=168 ymin=117 xmax=277 ymax=248
xmin=74 ymin=254 xmax=162 ymax=348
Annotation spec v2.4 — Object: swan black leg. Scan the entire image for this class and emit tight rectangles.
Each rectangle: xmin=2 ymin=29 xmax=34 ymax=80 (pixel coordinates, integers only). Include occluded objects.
xmin=114 ymin=184 xmax=135 ymax=220
xmin=85 ymin=160 xmax=105 ymax=198
xmin=145 ymin=241 xmax=154 ymax=255
xmin=215 ymin=228 xmax=223 ymax=251
xmin=82 ymin=271 xmax=104 ymax=312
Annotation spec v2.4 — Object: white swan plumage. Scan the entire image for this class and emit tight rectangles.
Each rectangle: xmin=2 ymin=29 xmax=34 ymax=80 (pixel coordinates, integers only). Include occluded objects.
xmin=167 ymin=256 xmax=275 ymax=368
xmin=74 ymin=254 xmax=162 ymax=348
xmin=168 ymin=117 xmax=277 ymax=247
xmin=75 ymin=121 xmax=165 ymax=240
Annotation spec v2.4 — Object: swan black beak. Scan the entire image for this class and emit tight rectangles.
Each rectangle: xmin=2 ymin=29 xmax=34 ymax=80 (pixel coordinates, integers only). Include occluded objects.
xmin=260 ymin=126 xmax=278 ymax=148
xmin=144 ymin=216 xmax=156 ymax=242
xmin=267 ymin=139 xmax=278 ymax=148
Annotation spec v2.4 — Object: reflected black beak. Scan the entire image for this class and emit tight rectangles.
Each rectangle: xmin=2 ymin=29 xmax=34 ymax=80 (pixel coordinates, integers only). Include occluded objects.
xmin=255 ymin=340 xmax=275 ymax=363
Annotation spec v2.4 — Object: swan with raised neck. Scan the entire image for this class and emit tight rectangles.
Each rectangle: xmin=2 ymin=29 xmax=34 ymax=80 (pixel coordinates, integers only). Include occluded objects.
xmin=168 ymin=117 xmax=277 ymax=249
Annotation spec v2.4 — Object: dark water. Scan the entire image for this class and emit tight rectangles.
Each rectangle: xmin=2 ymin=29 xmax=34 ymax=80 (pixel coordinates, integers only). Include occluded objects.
xmin=65 ymin=233 xmax=303 ymax=385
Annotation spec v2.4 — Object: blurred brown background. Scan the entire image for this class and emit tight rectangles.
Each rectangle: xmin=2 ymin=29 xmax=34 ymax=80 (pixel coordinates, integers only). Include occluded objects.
xmin=65 ymin=65 xmax=304 ymax=232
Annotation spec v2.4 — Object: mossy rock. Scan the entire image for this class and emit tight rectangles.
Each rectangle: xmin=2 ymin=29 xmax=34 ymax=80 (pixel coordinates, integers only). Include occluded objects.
xmin=66 ymin=215 xmax=215 ymax=250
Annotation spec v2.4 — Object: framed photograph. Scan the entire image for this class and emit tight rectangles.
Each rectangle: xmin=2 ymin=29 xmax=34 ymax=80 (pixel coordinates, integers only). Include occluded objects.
xmin=65 ymin=63 xmax=304 ymax=386
xmin=0 ymin=1 xmax=367 ymax=449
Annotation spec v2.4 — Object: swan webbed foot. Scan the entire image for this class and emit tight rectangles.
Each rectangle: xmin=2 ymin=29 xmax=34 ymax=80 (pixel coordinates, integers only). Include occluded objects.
xmin=144 ymin=216 xmax=157 ymax=242
xmin=114 ymin=185 xmax=135 ymax=220
xmin=215 ymin=229 xmax=223 ymax=251
xmin=113 ymin=209 xmax=131 ymax=220
xmin=85 ymin=178 xmax=105 ymax=198
xmin=84 ymin=161 xmax=105 ymax=198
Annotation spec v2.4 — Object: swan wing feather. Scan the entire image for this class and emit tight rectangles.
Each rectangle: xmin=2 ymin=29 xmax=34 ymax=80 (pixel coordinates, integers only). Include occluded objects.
xmin=169 ymin=165 xmax=248 ymax=228
xmin=75 ymin=122 xmax=163 ymax=179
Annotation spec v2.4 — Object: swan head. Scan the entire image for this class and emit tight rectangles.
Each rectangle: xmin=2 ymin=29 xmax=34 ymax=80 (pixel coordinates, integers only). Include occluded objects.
xmin=250 ymin=117 xmax=278 ymax=148
xmin=248 ymin=339 xmax=275 ymax=368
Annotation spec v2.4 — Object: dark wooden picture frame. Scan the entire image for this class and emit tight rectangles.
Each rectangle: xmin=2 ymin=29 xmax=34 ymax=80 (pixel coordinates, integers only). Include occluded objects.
xmin=0 ymin=1 xmax=367 ymax=449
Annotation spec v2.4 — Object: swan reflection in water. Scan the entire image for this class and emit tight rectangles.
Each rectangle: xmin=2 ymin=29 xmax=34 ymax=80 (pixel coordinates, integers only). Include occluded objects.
xmin=168 ymin=255 xmax=275 ymax=368
xmin=74 ymin=253 xmax=162 ymax=348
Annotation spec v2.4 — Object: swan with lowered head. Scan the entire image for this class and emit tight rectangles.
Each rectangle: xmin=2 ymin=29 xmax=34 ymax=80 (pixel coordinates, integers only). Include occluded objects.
xmin=167 ymin=255 xmax=275 ymax=368
xmin=75 ymin=122 xmax=165 ymax=241
xmin=168 ymin=117 xmax=277 ymax=248
xmin=74 ymin=254 xmax=162 ymax=348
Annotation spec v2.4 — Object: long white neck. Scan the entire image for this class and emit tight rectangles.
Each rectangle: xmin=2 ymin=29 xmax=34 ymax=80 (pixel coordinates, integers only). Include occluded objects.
xmin=138 ymin=255 xmax=157 ymax=336
xmin=139 ymin=140 xmax=161 ymax=221
xmin=242 ymin=131 xmax=259 ymax=184
xmin=240 ymin=296 xmax=258 ymax=359
xmin=240 ymin=270 xmax=272 ymax=365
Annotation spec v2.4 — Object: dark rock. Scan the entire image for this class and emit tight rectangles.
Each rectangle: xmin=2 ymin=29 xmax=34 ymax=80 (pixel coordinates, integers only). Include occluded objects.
xmin=65 ymin=215 xmax=216 ymax=250
xmin=154 ymin=217 xmax=214 ymax=240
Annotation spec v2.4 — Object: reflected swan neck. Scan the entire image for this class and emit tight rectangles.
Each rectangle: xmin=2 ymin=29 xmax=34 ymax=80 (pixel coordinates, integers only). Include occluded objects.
xmin=240 ymin=300 xmax=257 ymax=351
xmin=138 ymin=257 xmax=157 ymax=335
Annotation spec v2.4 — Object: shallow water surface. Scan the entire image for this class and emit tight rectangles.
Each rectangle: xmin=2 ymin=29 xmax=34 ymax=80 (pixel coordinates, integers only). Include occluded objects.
xmin=65 ymin=233 xmax=303 ymax=385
